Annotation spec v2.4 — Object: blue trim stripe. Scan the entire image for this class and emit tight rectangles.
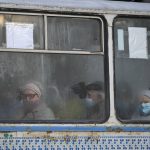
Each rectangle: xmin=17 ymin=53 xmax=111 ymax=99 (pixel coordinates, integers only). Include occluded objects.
xmin=0 ymin=126 xmax=150 ymax=132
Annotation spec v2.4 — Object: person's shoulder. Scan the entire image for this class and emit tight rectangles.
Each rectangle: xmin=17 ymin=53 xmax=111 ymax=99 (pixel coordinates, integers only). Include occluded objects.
xmin=35 ymin=102 xmax=55 ymax=119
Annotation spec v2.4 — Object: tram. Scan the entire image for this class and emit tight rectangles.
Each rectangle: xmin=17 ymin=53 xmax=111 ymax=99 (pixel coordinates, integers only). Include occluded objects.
xmin=0 ymin=0 xmax=150 ymax=149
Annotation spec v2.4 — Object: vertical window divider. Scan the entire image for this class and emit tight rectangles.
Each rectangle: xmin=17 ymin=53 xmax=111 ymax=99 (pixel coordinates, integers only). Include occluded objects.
xmin=44 ymin=15 xmax=48 ymax=50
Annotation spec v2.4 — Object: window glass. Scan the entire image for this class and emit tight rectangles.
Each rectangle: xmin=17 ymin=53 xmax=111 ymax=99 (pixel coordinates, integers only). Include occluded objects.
xmin=47 ymin=17 xmax=102 ymax=52
xmin=0 ymin=52 xmax=107 ymax=122
xmin=0 ymin=14 xmax=44 ymax=49
xmin=114 ymin=17 xmax=150 ymax=122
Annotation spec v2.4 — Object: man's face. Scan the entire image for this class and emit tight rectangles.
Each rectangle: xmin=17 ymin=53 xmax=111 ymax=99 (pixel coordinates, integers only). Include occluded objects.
xmin=87 ymin=90 xmax=103 ymax=103
xmin=21 ymin=89 xmax=40 ymax=107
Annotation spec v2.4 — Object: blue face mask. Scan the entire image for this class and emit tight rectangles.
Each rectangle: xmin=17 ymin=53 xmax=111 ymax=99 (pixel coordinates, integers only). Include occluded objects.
xmin=85 ymin=97 xmax=96 ymax=107
xmin=139 ymin=103 xmax=150 ymax=116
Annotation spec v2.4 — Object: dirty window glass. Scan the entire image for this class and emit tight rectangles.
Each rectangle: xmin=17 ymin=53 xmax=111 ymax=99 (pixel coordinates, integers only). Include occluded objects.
xmin=0 ymin=52 xmax=107 ymax=122
xmin=47 ymin=17 xmax=102 ymax=52
xmin=0 ymin=14 xmax=44 ymax=49
xmin=114 ymin=17 xmax=150 ymax=122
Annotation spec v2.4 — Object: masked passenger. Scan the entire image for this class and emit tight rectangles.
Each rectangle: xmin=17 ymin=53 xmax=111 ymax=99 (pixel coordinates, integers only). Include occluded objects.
xmin=132 ymin=90 xmax=150 ymax=120
xmin=19 ymin=82 xmax=55 ymax=120
xmin=85 ymin=81 xmax=105 ymax=120
xmin=71 ymin=81 xmax=105 ymax=120
xmin=138 ymin=90 xmax=150 ymax=117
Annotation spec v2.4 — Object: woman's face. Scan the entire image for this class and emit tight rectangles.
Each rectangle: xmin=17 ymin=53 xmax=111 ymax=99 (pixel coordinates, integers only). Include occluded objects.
xmin=21 ymin=89 xmax=40 ymax=106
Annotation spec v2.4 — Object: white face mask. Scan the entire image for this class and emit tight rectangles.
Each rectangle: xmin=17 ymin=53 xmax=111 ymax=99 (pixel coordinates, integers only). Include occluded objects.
xmin=85 ymin=97 xmax=96 ymax=107
xmin=140 ymin=103 xmax=150 ymax=116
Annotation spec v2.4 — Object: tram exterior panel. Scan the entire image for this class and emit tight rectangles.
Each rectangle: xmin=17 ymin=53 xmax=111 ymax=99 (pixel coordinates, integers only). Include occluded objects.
xmin=0 ymin=0 xmax=149 ymax=149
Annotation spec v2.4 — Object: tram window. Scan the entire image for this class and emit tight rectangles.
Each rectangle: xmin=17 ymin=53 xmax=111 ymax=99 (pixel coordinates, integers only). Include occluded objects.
xmin=114 ymin=17 xmax=150 ymax=122
xmin=0 ymin=14 xmax=44 ymax=49
xmin=47 ymin=17 xmax=102 ymax=52
xmin=0 ymin=52 xmax=107 ymax=122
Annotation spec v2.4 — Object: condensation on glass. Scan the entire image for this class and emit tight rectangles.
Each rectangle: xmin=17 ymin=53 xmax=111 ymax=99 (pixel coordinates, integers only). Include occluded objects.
xmin=114 ymin=17 xmax=150 ymax=122
xmin=47 ymin=17 xmax=102 ymax=52
xmin=0 ymin=14 xmax=107 ymax=122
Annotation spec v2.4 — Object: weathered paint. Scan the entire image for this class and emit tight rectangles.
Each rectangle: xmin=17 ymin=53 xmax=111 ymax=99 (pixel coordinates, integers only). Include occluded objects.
xmin=0 ymin=0 xmax=150 ymax=15
xmin=0 ymin=125 xmax=150 ymax=132
xmin=0 ymin=132 xmax=150 ymax=149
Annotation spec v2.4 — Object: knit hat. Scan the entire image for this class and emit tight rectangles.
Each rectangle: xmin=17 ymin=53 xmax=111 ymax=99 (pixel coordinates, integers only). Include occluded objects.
xmin=21 ymin=82 xmax=41 ymax=97
xmin=86 ymin=81 xmax=103 ymax=91
xmin=141 ymin=90 xmax=150 ymax=98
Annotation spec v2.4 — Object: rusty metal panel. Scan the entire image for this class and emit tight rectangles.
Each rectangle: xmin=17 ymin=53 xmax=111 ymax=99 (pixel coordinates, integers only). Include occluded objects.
xmin=0 ymin=132 xmax=150 ymax=149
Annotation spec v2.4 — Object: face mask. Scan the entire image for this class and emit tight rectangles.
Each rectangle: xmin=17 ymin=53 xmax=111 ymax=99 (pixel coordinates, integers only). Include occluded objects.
xmin=139 ymin=103 xmax=150 ymax=116
xmin=85 ymin=97 xmax=96 ymax=107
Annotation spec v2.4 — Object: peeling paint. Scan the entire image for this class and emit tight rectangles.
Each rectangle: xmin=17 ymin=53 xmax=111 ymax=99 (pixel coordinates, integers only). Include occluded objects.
xmin=106 ymin=127 xmax=124 ymax=132
xmin=3 ymin=133 xmax=13 ymax=139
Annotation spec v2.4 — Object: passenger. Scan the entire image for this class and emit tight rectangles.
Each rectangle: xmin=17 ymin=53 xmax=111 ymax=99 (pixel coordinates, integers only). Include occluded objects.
xmin=116 ymin=83 xmax=134 ymax=120
xmin=19 ymin=82 xmax=55 ymax=120
xmin=70 ymin=81 xmax=105 ymax=120
xmin=85 ymin=81 xmax=105 ymax=120
xmin=132 ymin=90 xmax=150 ymax=120
xmin=71 ymin=82 xmax=87 ymax=99
xmin=60 ymin=82 xmax=87 ymax=119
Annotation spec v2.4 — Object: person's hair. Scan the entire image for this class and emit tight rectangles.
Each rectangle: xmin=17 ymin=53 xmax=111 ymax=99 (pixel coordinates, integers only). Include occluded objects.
xmin=71 ymin=82 xmax=87 ymax=99
xmin=86 ymin=81 xmax=103 ymax=91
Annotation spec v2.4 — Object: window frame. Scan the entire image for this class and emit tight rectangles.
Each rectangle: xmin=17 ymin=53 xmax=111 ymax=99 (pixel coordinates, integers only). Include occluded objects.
xmin=0 ymin=11 xmax=109 ymax=124
xmin=0 ymin=11 xmax=105 ymax=55
xmin=0 ymin=11 xmax=45 ymax=50
xmin=113 ymin=15 xmax=150 ymax=124
xmin=45 ymin=14 xmax=104 ymax=53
